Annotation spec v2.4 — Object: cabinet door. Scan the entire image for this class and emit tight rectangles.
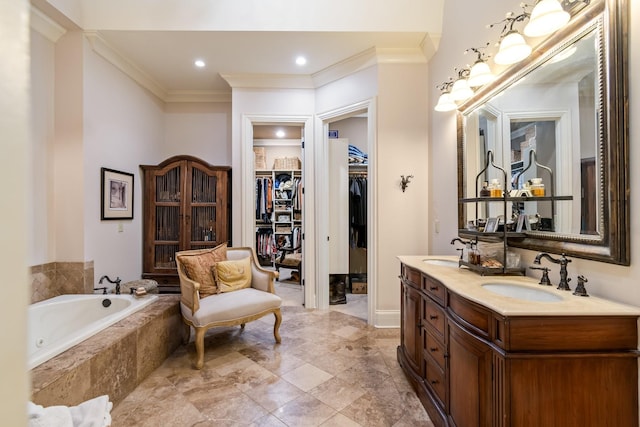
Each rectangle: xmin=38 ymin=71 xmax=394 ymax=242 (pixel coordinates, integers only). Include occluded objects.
xmin=143 ymin=161 xmax=185 ymax=274
xmin=447 ymin=320 xmax=493 ymax=427
xmin=186 ymin=162 xmax=229 ymax=249
xmin=401 ymin=282 xmax=422 ymax=374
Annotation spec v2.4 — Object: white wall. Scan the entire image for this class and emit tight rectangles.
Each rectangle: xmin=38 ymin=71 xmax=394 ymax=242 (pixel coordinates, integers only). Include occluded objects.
xmin=29 ymin=29 xmax=56 ymax=265
xmin=82 ymin=37 xmax=166 ymax=283
xmin=329 ymin=116 xmax=368 ymax=153
xmin=0 ymin=0 xmax=30 ymax=423
xmin=428 ymin=0 xmax=640 ymax=308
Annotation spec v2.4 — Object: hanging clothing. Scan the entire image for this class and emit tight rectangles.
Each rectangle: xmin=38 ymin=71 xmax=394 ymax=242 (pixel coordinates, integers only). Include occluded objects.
xmin=349 ymin=176 xmax=367 ymax=248
xmin=255 ymin=177 xmax=273 ymax=222
xmin=255 ymin=227 xmax=274 ymax=263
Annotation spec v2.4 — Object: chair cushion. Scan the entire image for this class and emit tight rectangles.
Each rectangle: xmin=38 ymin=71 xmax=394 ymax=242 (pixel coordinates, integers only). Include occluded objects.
xmin=181 ymin=288 xmax=282 ymax=327
xmin=176 ymin=243 xmax=227 ymax=297
xmin=213 ymin=257 xmax=252 ymax=293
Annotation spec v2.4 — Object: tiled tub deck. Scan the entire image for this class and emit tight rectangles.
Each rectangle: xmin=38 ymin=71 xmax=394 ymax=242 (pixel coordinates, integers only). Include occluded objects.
xmin=31 ymin=295 xmax=182 ymax=407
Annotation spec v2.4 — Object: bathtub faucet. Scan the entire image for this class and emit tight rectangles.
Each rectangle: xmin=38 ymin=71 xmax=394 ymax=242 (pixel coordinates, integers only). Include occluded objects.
xmin=99 ymin=275 xmax=122 ymax=295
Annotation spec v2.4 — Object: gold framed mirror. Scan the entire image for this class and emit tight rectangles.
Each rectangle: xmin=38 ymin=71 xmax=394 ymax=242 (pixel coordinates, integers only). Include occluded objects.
xmin=457 ymin=0 xmax=629 ymax=265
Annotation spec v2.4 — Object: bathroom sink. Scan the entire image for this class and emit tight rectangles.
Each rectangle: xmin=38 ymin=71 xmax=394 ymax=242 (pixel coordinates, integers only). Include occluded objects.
xmin=481 ymin=282 xmax=563 ymax=302
xmin=423 ymin=259 xmax=459 ymax=268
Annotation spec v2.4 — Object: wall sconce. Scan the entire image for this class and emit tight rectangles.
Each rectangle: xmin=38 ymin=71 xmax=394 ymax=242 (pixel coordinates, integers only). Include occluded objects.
xmin=449 ymin=68 xmax=474 ymax=101
xmin=434 ymin=80 xmax=457 ymax=112
xmin=524 ymin=0 xmax=570 ymax=37
xmin=400 ymin=175 xmax=414 ymax=192
xmin=465 ymin=44 xmax=495 ymax=87
xmin=490 ymin=9 xmax=532 ymax=65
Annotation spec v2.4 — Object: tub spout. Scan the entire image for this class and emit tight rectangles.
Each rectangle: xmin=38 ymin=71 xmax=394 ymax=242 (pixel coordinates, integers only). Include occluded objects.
xmin=98 ymin=275 xmax=122 ymax=295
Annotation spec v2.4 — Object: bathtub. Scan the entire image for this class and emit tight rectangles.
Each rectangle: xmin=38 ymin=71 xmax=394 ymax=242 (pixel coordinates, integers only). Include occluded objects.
xmin=28 ymin=293 xmax=158 ymax=370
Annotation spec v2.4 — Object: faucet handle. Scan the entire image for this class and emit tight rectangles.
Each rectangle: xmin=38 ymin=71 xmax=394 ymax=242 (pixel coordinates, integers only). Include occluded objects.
xmin=573 ymin=275 xmax=589 ymax=297
xmin=529 ymin=266 xmax=552 ymax=286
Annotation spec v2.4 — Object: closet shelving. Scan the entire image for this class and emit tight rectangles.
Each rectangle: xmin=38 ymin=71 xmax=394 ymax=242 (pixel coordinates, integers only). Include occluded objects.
xmin=458 ymin=150 xmax=572 ymax=275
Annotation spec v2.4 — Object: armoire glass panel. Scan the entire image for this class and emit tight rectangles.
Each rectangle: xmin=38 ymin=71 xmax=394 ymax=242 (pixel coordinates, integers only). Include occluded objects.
xmin=155 ymin=206 xmax=180 ymax=241
xmin=192 ymin=206 xmax=217 ymax=242
xmin=156 ymin=167 xmax=181 ymax=202
xmin=192 ymin=169 xmax=217 ymax=203
xmin=154 ymin=244 xmax=178 ymax=269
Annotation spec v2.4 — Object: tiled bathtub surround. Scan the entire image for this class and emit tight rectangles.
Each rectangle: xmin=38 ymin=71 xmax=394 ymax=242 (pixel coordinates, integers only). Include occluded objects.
xmin=30 ymin=261 xmax=95 ymax=303
xmin=31 ymin=295 xmax=182 ymax=407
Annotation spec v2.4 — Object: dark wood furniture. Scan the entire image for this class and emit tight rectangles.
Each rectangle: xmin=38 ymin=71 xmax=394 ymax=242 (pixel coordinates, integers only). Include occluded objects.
xmin=141 ymin=155 xmax=231 ymax=293
xmin=398 ymin=262 xmax=639 ymax=427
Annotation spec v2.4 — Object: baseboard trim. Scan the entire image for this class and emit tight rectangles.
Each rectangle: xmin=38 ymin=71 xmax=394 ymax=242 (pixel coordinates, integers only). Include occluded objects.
xmin=374 ymin=309 xmax=400 ymax=328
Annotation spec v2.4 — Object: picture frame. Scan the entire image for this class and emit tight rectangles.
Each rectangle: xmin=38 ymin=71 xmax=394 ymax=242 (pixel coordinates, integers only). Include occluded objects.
xmin=101 ymin=168 xmax=134 ymax=220
xmin=484 ymin=217 xmax=498 ymax=233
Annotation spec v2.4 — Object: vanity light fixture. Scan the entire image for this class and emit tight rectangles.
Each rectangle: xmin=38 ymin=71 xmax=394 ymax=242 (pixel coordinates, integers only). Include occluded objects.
xmin=465 ymin=45 xmax=495 ymax=87
xmin=450 ymin=68 xmax=474 ymax=101
xmin=524 ymin=0 xmax=570 ymax=37
xmin=434 ymin=80 xmax=457 ymax=112
xmin=490 ymin=9 xmax=532 ymax=65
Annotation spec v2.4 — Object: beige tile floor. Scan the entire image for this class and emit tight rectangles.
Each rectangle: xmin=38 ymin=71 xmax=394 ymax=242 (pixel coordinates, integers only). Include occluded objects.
xmin=110 ymin=278 xmax=432 ymax=427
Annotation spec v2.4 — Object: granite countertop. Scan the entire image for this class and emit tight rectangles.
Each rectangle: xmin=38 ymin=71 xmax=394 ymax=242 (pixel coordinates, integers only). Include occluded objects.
xmin=398 ymin=255 xmax=640 ymax=317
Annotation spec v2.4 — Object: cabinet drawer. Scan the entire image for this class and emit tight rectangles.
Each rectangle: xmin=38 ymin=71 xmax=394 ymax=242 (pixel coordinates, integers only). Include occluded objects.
xmin=402 ymin=265 xmax=421 ymax=287
xmin=424 ymin=358 xmax=446 ymax=406
xmin=424 ymin=330 xmax=446 ymax=370
xmin=424 ymin=300 xmax=446 ymax=338
xmin=423 ymin=275 xmax=446 ymax=305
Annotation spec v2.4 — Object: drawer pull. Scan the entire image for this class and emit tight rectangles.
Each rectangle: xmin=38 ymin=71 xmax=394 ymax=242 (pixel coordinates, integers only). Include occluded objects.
xmin=430 ymin=380 xmax=439 ymax=385
xmin=430 ymin=286 xmax=438 ymax=291
xmin=430 ymin=347 xmax=438 ymax=352
xmin=429 ymin=315 xmax=438 ymax=320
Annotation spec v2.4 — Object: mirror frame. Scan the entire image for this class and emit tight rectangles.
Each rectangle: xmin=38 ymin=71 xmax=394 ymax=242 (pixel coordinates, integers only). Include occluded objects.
xmin=457 ymin=0 xmax=629 ymax=265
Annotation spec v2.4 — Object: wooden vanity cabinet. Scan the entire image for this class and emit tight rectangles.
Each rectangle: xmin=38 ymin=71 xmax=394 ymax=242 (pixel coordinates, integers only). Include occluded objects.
xmin=398 ymin=263 xmax=639 ymax=427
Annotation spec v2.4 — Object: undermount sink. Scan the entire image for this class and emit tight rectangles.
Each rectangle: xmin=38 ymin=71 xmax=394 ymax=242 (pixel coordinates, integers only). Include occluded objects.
xmin=423 ymin=259 xmax=459 ymax=268
xmin=481 ymin=282 xmax=563 ymax=302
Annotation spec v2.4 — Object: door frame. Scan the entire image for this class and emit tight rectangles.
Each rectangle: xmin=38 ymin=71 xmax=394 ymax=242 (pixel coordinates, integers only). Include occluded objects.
xmin=315 ymin=98 xmax=377 ymax=324
xmin=240 ymin=114 xmax=315 ymax=306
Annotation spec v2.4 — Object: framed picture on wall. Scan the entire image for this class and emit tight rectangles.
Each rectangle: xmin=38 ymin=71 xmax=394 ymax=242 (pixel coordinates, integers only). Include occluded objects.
xmin=101 ymin=168 xmax=134 ymax=220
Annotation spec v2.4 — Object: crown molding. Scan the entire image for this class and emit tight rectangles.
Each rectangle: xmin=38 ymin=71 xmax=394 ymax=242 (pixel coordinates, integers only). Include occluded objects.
xmin=30 ymin=6 xmax=66 ymax=43
xmin=164 ymin=90 xmax=231 ymax=103
xmin=220 ymin=73 xmax=315 ymax=89
xmin=85 ymin=31 xmax=168 ymax=101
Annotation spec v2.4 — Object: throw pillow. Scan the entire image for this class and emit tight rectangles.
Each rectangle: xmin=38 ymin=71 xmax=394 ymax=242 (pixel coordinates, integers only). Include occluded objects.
xmin=213 ymin=257 xmax=252 ymax=293
xmin=177 ymin=243 xmax=227 ymax=297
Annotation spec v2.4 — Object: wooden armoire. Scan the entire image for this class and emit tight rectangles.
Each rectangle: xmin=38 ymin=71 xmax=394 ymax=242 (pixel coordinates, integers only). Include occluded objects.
xmin=141 ymin=155 xmax=231 ymax=293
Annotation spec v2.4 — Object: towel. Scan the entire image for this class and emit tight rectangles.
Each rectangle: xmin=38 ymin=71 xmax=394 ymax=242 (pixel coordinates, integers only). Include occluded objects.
xmin=29 ymin=395 xmax=112 ymax=427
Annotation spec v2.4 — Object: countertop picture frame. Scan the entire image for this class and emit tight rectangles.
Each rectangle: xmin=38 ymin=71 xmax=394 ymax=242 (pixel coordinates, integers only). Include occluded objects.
xmin=101 ymin=167 xmax=134 ymax=220
xmin=484 ymin=217 xmax=498 ymax=233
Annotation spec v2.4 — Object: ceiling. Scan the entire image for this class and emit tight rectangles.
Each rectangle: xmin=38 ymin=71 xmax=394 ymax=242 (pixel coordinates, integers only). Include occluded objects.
xmin=33 ymin=0 xmax=443 ymax=100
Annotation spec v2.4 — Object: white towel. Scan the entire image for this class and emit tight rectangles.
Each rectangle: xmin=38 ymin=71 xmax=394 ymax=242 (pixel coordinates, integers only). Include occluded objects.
xmin=28 ymin=395 xmax=112 ymax=427
xmin=28 ymin=404 xmax=73 ymax=427
xmin=69 ymin=395 xmax=113 ymax=427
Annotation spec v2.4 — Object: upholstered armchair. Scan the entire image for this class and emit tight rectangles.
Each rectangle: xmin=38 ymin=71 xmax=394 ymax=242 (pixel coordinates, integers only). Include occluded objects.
xmin=176 ymin=246 xmax=282 ymax=369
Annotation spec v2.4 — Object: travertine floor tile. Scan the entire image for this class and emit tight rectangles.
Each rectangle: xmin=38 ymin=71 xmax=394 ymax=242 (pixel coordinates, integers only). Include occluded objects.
xmin=111 ymin=284 xmax=430 ymax=426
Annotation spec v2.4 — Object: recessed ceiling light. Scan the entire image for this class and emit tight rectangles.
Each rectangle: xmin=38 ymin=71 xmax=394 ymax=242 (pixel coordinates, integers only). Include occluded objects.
xmin=295 ymin=56 xmax=307 ymax=66
xmin=276 ymin=130 xmax=286 ymax=138
xmin=194 ymin=59 xmax=206 ymax=68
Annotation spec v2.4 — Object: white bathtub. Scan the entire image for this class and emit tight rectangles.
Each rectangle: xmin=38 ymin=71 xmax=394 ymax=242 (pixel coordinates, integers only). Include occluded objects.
xmin=28 ymin=294 xmax=158 ymax=370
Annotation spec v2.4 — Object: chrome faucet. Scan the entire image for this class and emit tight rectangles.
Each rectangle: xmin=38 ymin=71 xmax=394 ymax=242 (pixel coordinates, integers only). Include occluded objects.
xmin=533 ymin=253 xmax=572 ymax=291
xmin=99 ymin=275 xmax=122 ymax=295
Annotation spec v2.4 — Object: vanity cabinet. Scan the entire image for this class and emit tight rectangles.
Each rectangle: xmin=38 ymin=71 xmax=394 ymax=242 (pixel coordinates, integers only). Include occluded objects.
xmin=141 ymin=156 xmax=231 ymax=292
xmin=398 ymin=263 xmax=639 ymax=427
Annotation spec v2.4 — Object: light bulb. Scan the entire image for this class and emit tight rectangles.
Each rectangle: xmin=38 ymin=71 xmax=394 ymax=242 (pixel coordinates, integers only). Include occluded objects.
xmin=524 ymin=0 xmax=570 ymax=38
xmin=494 ymin=31 xmax=532 ymax=65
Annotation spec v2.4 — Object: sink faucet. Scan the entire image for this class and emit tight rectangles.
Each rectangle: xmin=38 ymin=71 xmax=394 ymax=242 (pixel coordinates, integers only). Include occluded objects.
xmin=533 ymin=253 xmax=572 ymax=291
xmin=450 ymin=238 xmax=471 ymax=260
xmin=99 ymin=275 xmax=122 ymax=295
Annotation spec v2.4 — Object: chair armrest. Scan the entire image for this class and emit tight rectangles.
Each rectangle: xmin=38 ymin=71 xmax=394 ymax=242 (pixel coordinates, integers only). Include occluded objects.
xmin=251 ymin=261 xmax=278 ymax=293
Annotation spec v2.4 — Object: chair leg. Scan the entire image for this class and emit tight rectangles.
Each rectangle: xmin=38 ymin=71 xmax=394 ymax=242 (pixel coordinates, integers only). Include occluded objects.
xmin=273 ymin=309 xmax=282 ymax=343
xmin=194 ymin=327 xmax=206 ymax=370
